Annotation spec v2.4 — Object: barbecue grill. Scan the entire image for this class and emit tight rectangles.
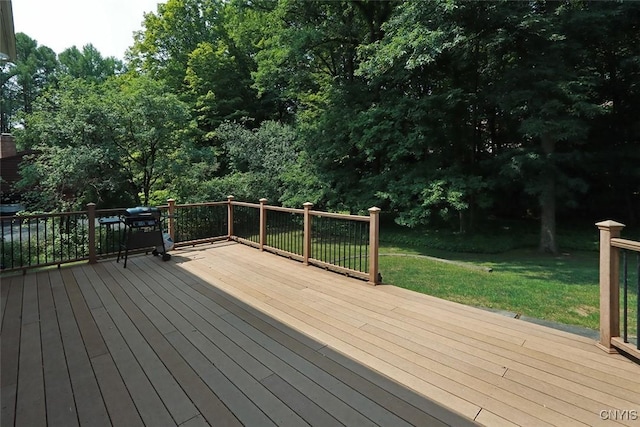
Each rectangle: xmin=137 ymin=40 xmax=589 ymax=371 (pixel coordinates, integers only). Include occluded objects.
xmin=117 ymin=206 xmax=170 ymax=268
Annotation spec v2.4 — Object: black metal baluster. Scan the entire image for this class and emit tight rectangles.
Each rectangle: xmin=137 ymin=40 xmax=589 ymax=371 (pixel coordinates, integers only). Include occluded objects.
xmin=364 ymin=222 xmax=369 ymax=273
xmin=51 ymin=217 xmax=56 ymax=263
xmin=173 ymin=209 xmax=178 ymax=242
xmin=333 ymin=219 xmax=338 ymax=265
xmin=281 ymin=212 xmax=293 ymax=252
xmin=58 ymin=216 xmax=62 ymax=262
xmin=326 ymin=217 xmax=330 ymax=262
xmin=346 ymin=222 xmax=350 ymax=268
xmin=76 ymin=215 xmax=80 ymax=260
xmin=12 ymin=218 xmax=17 ymax=269
xmin=356 ymin=222 xmax=361 ymax=272
xmin=336 ymin=220 xmax=340 ymax=267
xmin=198 ymin=206 xmax=203 ymax=240
xmin=287 ymin=212 xmax=291 ymax=252
xmin=281 ymin=211 xmax=285 ymax=250
xmin=352 ymin=222 xmax=356 ymax=271
xmin=67 ymin=216 xmax=72 ymax=262
xmin=44 ymin=217 xmax=49 ymax=262
xmin=1 ymin=220 xmax=5 ymax=269
xmin=623 ymin=250 xmax=628 ymax=343
xmin=326 ymin=217 xmax=329 ymax=263
xmin=322 ymin=217 xmax=326 ymax=262
xmin=186 ymin=207 xmax=191 ymax=241
xmin=328 ymin=217 xmax=331 ymax=263
xmin=26 ymin=217 xmax=32 ymax=266
xmin=358 ymin=222 xmax=362 ymax=271
xmin=277 ymin=211 xmax=281 ymax=250
xmin=338 ymin=220 xmax=342 ymax=267
xmin=35 ymin=216 xmax=40 ymax=264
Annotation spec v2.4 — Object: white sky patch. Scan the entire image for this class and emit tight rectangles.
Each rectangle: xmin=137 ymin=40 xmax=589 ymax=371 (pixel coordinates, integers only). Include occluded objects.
xmin=12 ymin=0 xmax=162 ymax=59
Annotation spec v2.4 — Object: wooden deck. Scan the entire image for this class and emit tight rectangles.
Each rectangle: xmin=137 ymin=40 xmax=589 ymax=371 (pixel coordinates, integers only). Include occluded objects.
xmin=2 ymin=242 xmax=639 ymax=427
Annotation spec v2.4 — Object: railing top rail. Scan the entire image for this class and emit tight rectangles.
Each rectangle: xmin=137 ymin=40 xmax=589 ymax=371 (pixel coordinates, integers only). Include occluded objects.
xmin=265 ymin=205 xmax=304 ymax=214
xmin=611 ymin=238 xmax=640 ymax=252
xmin=309 ymin=210 xmax=370 ymax=222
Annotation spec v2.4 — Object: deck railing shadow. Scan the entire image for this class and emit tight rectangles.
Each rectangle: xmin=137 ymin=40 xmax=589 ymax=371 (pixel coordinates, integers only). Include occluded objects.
xmin=1 ymin=247 xmax=479 ymax=426
xmin=120 ymin=252 xmax=478 ymax=426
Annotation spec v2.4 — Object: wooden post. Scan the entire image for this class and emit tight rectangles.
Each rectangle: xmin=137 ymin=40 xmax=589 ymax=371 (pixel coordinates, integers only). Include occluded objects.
xmin=259 ymin=198 xmax=268 ymax=251
xmin=368 ymin=207 xmax=381 ymax=285
xmin=596 ymin=220 xmax=625 ymax=353
xmin=227 ymin=195 xmax=234 ymax=239
xmin=167 ymin=198 xmax=176 ymax=242
xmin=303 ymin=202 xmax=313 ymax=265
xmin=87 ymin=203 xmax=97 ymax=264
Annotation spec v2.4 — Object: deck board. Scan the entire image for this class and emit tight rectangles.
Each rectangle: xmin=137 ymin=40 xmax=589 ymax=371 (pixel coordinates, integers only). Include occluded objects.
xmin=55 ymin=269 xmax=127 ymax=426
xmin=2 ymin=241 xmax=639 ymax=426
xmin=1 ymin=276 xmax=22 ymax=427
xmin=15 ymin=273 xmax=46 ymax=427
xmin=38 ymin=271 xmax=79 ymax=427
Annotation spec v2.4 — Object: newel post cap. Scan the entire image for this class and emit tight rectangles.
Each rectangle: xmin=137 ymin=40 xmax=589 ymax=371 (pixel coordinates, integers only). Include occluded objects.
xmin=368 ymin=206 xmax=381 ymax=214
xmin=303 ymin=202 xmax=314 ymax=208
xmin=259 ymin=198 xmax=268 ymax=203
xmin=595 ymin=220 xmax=625 ymax=231
xmin=227 ymin=195 xmax=235 ymax=201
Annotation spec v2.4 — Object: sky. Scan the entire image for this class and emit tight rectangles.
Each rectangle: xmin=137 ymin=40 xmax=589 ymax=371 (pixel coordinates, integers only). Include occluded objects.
xmin=12 ymin=0 xmax=163 ymax=59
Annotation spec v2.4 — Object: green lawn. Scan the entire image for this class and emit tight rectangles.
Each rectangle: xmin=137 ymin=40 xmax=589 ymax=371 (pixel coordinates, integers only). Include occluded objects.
xmin=378 ymin=223 xmax=638 ymax=335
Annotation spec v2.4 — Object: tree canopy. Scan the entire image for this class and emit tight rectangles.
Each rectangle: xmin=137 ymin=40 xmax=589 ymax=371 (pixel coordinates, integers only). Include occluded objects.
xmin=4 ymin=0 xmax=640 ymax=254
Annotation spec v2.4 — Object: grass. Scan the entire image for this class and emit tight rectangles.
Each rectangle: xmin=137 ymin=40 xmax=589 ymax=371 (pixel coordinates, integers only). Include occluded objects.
xmin=379 ymin=221 xmax=638 ymax=336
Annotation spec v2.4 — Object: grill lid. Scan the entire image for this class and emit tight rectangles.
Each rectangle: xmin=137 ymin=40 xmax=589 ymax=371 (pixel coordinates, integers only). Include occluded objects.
xmin=125 ymin=206 xmax=159 ymax=216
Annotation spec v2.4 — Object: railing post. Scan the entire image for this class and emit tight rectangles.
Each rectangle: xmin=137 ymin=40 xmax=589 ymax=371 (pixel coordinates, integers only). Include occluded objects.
xmin=303 ymin=202 xmax=313 ymax=265
xmin=259 ymin=198 xmax=268 ymax=251
xmin=167 ymin=198 xmax=176 ymax=242
xmin=87 ymin=203 xmax=97 ymax=264
xmin=368 ymin=207 xmax=381 ymax=285
xmin=596 ymin=220 xmax=625 ymax=353
xmin=227 ymin=195 xmax=234 ymax=240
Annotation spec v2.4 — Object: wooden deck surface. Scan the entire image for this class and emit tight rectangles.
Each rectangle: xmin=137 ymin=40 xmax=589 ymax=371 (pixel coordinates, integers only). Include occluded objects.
xmin=2 ymin=241 xmax=639 ymax=426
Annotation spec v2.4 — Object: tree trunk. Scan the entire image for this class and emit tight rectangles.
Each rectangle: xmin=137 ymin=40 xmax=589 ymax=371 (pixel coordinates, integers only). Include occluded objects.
xmin=539 ymin=134 xmax=558 ymax=254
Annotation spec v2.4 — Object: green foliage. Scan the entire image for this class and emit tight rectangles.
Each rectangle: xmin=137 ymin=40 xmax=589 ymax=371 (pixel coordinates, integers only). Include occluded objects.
xmin=7 ymin=0 xmax=640 ymax=252
xmin=1 ymin=33 xmax=57 ymax=131
xmin=212 ymin=120 xmax=324 ymax=206
xmin=17 ymin=74 xmax=194 ymax=210
xmin=17 ymin=145 xmax=129 ymax=211
xmin=58 ymin=44 xmax=123 ymax=82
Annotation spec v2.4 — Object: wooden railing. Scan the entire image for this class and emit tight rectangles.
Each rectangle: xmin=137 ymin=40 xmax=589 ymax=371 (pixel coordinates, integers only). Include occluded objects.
xmin=167 ymin=196 xmax=381 ymax=284
xmin=596 ymin=220 xmax=640 ymax=360
xmin=2 ymin=198 xmax=381 ymax=285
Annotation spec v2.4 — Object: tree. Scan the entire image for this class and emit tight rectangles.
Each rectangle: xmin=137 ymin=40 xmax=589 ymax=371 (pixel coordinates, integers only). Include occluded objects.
xmin=128 ymin=0 xmax=224 ymax=88
xmin=1 ymin=33 xmax=57 ymax=131
xmin=213 ymin=120 xmax=322 ymax=205
xmin=251 ymin=1 xmax=398 ymax=212
xmin=129 ymin=0 xmax=273 ymax=150
xmin=17 ymin=77 xmax=129 ymax=210
xmin=105 ymin=74 xmax=193 ymax=205
xmin=58 ymin=44 xmax=123 ymax=82
xmin=17 ymin=74 xmax=194 ymax=209
xmin=357 ymin=0 xmax=611 ymax=249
